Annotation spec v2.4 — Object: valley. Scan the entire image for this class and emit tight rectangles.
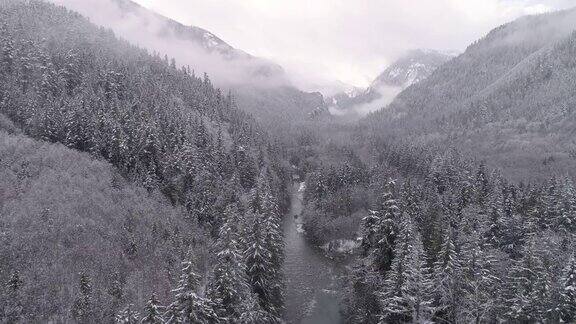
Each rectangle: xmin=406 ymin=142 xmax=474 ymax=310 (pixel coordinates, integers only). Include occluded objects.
xmin=1 ymin=1 xmax=576 ymax=323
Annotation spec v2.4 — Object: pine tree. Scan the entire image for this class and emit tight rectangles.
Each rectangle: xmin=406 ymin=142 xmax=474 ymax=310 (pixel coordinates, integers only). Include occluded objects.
xmin=485 ymin=180 xmax=504 ymax=248
xmin=361 ymin=180 xmax=400 ymax=273
xmin=6 ymin=270 xmax=23 ymax=293
xmin=557 ymin=178 xmax=576 ymax=233
xmin=116 ymin=304 xmax=140 ymax=324
xmin=71 ymin=272 xmax=94 ymax=322
xmin=560 ymin=253 xmax=576 ymax=322
xmin=244 ymin=171 xmax=284 ymax=318
xmin=474 ymin=163 xmax=490 ymax=206
xmin=502 ymin=239 xmax=548 ymax=322
xmin=208 ymin=204 xmax=251 ymax=321
xmin=164 ymin=260 xmax=219 ymax=324
xmin=244 ymin=213 xmax=275 ymax=316
xmin=432 ymin=230 xmax=464 ymax=323
xmin=3 ymin=270 xmax=24 ymax=323
xmin=541 ymin=178 xmax=560 ymax=229
xmin=141 ymin=293 xmax=165 ymax=324
xmin=378 ymin=214 xmax=434 ymax=323
xmin=460 ymin=229 xmax=501 ymax=323
xmin=238 ymin=293 xmax=276 ymax=324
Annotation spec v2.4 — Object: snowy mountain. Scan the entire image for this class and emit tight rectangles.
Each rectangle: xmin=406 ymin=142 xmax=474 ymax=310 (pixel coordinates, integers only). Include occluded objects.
xmin=51 ymin=0 xmax=285 ymax=85
xmin=361 ymin=8 xmax=576 ymax=180
xmin=328 ymin=49 xmax=453 ymax=117
xmin=371 ymin=49 xmax=454 ymax=89
xmin=112 ymin=0 xmax=285 ymax=79
xmin=51 ymin=0 xmax=325 ymax=126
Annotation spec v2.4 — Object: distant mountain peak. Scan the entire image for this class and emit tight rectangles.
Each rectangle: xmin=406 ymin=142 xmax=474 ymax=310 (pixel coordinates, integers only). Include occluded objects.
xmin=327 ymin=49 xmax=453 ymax=117
xmin=371 ymin=49 xmax=454 ymax=89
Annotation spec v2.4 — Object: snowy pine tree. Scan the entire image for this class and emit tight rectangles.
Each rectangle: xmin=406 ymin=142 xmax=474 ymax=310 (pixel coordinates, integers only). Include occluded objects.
xmin=558 ymin=178 xmax=576 ymax=233
xmin=208 ymin=204 xmax=251 ymax=321
xmin=116 ymin=304 xmax=140 ymax=324
xmin=164 ymin=259 xmax=219 ymax=324
xmin=3 ymin=270 xmax=24 ymax=323
xmin=503 ymin=239 xmax=547 ymax=322
xmin=238 ymin=293 xmax=276 ymax=324
xmin=362 ymin=180 xmax=400 ymax=272
xmin=244 ymin=213 xmax=276 ymax=317
xmin=141 ymin=293 xmax=165 ymax=324
xmin=71 ymin=272 xmax=94 ymax=322
xmin=432 ymin=230 xmax=465 ymax=323
xmin=560 ymin=253 xmax=576 ymax=322
xmin=378 ymin=214 xmax=434 ymax=323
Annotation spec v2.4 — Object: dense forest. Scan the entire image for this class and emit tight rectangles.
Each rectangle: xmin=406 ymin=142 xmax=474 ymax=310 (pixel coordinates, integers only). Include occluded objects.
xmin=0 ymin=0 xmax=286 ymax=322
xmin=1 ymin=0 xmax=576 ymax=323
xmin=290 ymin=7 xmax=576 ymax=324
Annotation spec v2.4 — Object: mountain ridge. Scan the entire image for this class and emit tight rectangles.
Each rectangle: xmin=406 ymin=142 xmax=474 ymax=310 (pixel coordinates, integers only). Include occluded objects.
xmin=328 ymin=49 xmax=452 ymax=117
xmin=361 ymin=7 xmax=576 ymax=180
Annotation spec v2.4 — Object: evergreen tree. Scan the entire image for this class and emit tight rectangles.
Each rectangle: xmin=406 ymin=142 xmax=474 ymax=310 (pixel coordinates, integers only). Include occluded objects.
xmin=460 ymin=225 xmax=501 ymax=323
xmin=208 ymin=204 xmax=251 ymax=321
xmin=560 ymin=253 xmax=576 ymax=322
xmin=244 ymin=212 xmax=279 ymax=320
xmin=361 ymin=180 xmax=400 ymax=272
xmin=141 ymin=293 xmax=165 ymax=324
xmin=378 ymin=214 xmax=434 ymax=323
xmin=71 ymin=272 xmax=94 ymax=323
xmin=502 ymin=239 xmax=547 ymax=322
xmin=238 ymin=293 xmax=276 ymax=324
xmin=432 ymin=230 xmax=464 ymax=323
xmin=244 ymin=171 xmax=284 ymax=318
xmin=3 ymin=270 xmax=24 ymax=323
xmin=116 ymin=304 xmax=139 ymax=324
xmin=557 ymin=178 xmax=576 ymax=233
xmin=165 ymin=260 xmax=219 ymax=324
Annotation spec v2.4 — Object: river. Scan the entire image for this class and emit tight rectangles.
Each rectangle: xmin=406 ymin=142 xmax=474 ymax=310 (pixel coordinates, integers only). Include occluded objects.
xmin=282 ymin=182 xmax=346 ymax=324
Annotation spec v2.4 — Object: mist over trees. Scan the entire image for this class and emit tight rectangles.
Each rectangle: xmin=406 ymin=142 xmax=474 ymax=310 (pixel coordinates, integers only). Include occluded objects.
xmin=361 ymin=8 xmax=576 ymax=181
xmin=1 ymin=0 xmax=576 ymax=323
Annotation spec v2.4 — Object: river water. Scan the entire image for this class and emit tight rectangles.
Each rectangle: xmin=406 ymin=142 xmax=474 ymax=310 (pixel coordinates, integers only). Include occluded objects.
xmin=282 ymin=182 xmax=345 ymax=324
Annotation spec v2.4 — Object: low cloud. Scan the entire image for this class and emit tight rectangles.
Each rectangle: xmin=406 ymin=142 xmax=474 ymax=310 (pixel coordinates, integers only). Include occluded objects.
xmin=47 ymin=0 xmax=290 ymax=88
xmin=47 ymin=0 xmax=575 ymax=95
xmin=130 ymin=0 xmax=575 ymax=93
xmin=329 ymin=85 xmax=402 ymax=119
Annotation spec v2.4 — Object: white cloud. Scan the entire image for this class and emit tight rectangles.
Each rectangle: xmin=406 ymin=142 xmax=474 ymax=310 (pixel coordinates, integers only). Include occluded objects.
xmin=52 ymin=0 xmax=575 ymax=93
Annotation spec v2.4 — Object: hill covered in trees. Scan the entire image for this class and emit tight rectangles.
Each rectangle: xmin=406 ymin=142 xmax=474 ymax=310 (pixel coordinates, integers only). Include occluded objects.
xmin=0 ymin=0 xmax=287 ymax=322
xmin=292 ymin=8 xmax=576 ymax=323
xmin=51 ymin=0 xmax=327 ymax=131
xmin=361 ymin=8 xmax=576 ymax=181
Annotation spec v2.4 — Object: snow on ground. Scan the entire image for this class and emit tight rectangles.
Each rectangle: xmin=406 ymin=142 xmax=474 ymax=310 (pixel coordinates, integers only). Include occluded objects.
xmin=320 ymin=239 xmax=360 ymax=255
xmin=296 ymin=223 xmax=305 ymax=234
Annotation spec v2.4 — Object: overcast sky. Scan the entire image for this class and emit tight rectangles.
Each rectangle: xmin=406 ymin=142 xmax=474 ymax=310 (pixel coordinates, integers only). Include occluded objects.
xmin=129 ymin=0 xmax=574 ymax=89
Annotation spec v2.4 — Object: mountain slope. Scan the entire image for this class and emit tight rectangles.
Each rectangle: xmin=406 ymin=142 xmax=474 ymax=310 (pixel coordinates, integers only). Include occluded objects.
xmin=50 ymin=0 xmax=323 ymax=127
xmin=329 ymin=49 xmax=452 ymax=117
xmin=0 ymin=128 xmax=201 ymax=322
xmin=361 ymin=8 xmax=576 ymax=180
xmin=0 ymin=1 xmax=288 ymax=321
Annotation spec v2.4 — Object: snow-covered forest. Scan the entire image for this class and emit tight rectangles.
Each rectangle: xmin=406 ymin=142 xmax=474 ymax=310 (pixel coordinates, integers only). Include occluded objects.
xmin=1 ymin=0 xmax=575 ymax=323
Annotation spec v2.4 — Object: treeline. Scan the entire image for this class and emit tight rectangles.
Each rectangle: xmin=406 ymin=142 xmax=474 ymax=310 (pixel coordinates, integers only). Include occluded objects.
xmin=345 ymin=142 xmax=576 ymax=323
xmin=0 ymin=0 xmax=287 ymax=322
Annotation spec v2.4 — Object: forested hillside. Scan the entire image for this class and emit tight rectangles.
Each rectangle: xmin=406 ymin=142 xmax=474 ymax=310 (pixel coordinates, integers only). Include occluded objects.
xmin=52 ymin=0 xmax=327 ymax=132
xmin=361 ymin=8 xmax=576 ymax=180
xmin=289 ymin=8 xmax=576 ymax=323
xmin=0 ymin=128 xmax=204 ymax=322
xmin=0 ymin=0 xmax=287 ymax=322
